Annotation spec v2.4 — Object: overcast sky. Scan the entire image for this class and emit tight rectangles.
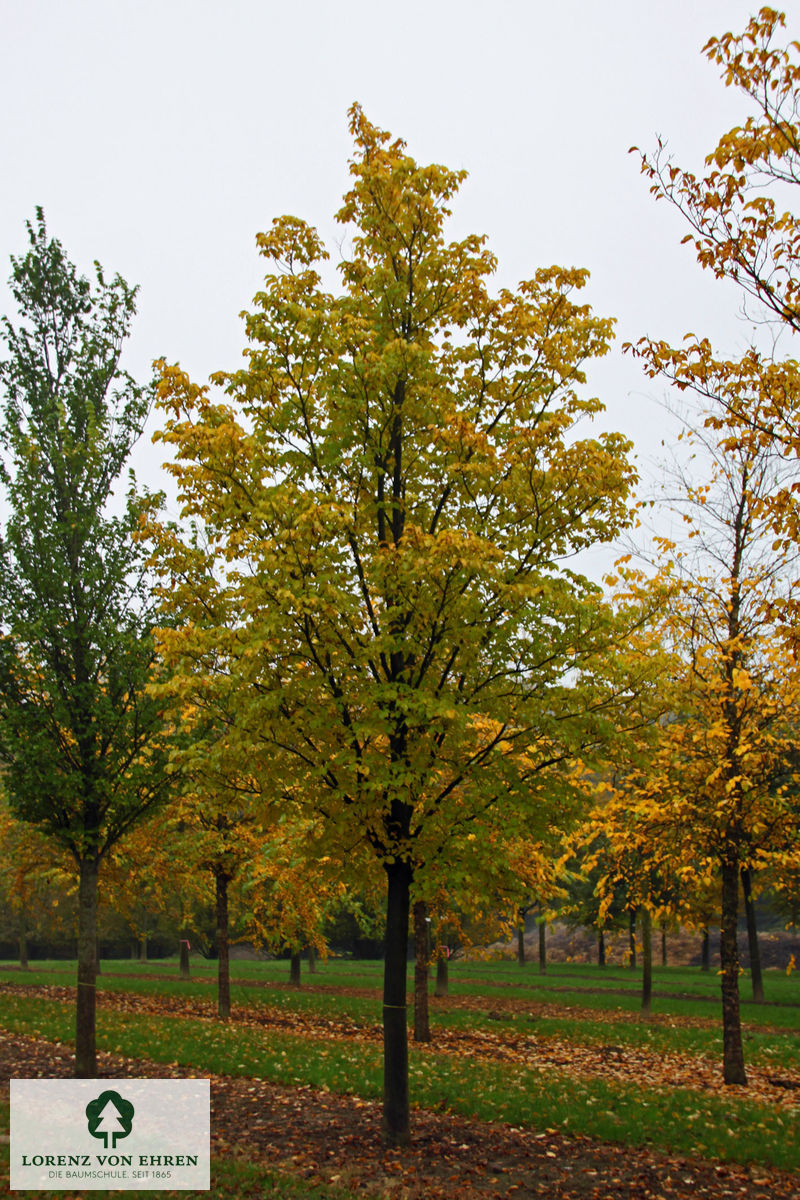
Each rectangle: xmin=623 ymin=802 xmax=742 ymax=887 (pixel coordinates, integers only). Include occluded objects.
xmin=1 ymin=1 xmax=786 ymax=564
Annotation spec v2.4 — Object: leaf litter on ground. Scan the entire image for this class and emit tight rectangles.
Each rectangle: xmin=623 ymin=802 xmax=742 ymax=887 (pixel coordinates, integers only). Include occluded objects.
xmin=0 ymin=1032 xmax=797 ymax=1200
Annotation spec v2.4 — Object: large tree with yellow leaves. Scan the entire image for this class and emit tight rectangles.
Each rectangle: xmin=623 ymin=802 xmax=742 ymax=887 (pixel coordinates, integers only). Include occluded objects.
xmin=150 ymin=106 xmax=641 ymax=1143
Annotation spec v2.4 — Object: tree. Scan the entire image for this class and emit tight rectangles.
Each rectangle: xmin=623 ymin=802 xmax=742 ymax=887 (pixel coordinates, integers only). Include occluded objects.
xmin=242 ymin=814 xmax=347 ymax=983
xmin=411 ymin=823 xmax=569 ymax=1038
xmin=0 ymin=212 xmax=173 ymax=1075
xmin=585 ymin=780 xmax=699 ymax=1013
xmin=179 ymin=788 xmax=253 ymax=1020
xmin=0 ymin=795 xmax=75 ymax=966
xmin=151 ymin=107 xmax=641 ymax=1143
xmin=635 ymin=9 xmax=800 ymax=340
xmin=606 ymin=413 xmax=799 ymax=1081
xmin=560 ymin=829 xmax=632 ymax=967
xmin=101 ymin=806 xmax=207 ymax=966
xmin=143 ymin=507 xmax=355 ymax=1000
xmin=629 ymin=9 xmax=800 ymax=582
xmin=624 ymin=6 xmax=800 ymax=1081
xmin=509 ymin=835 xmax=569 ymax=970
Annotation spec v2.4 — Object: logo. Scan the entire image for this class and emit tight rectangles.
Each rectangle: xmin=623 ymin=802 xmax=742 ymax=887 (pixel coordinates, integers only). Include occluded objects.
xmin=11 ymin=1078 xmax=210 ymax=1190
xmin=86 ymin=1089 xmax=135 ymax=1149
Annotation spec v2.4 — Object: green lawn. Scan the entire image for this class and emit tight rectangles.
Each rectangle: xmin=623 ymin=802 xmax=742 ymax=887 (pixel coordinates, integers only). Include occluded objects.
xmin=3 ymin=955 xmax=799 ymax=1034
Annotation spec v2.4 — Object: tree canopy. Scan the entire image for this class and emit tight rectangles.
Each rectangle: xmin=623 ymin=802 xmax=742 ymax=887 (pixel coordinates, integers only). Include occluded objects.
xmin=149 ymin=105 xmax=645 ymax=1142
xmin=0 ymin=210 xmax=173 ymax=1074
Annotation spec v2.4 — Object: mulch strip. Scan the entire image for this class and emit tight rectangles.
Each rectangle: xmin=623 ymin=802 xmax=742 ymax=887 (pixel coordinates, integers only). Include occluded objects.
xmin=1 ymin=1031 xmax=798 ymax=1199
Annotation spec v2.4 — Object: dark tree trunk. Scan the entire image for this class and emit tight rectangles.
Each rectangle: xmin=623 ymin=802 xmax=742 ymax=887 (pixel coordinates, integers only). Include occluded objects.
xmin=538 ymin=919 xmax=547 ymax=974
xmin=179 ymin=937 xmax=190 ymax=980
xmin=517 ymin=916 xmax=525 ymax=966
xmin=661 ymin=923 xmax=667 ymax=967
xmin=216 ymin=871 xmax=231 ymax=1020
xmin=720 ymin=860 xmax=747 ymax=1084
xmin=598 ymin=928 xmax=606 ymax=967
xmin=94 ymin=886 xmax=101 ymax=976
xmin=19 ymin=899 xmax=28 ymax=970
xmin=139 ymin=931 xmax=148 ymax=963
xmin=641 ymin=907 xmax=652 ymax=1017
xmin=413 ymin=900 xmax=430 ymax=1042
xmin=289 ymin=951 xmax=302 ymax=987
xmin=308 ymin=944 xmax=317 ymax=974
xmin=741 ymin=866 xmax=764 ymax=1003
xmin=701 ymin=927 xmax=711 ymax=971
xmin=628 ymin=908 xmax=637 ymax=969
xmin=75 ymin=855 xmax=99 ymax=1077
xmin=435 ymin=949 xmax=448 ymax=997
xmin=382 ymin=857 xmax=412 ymax=1145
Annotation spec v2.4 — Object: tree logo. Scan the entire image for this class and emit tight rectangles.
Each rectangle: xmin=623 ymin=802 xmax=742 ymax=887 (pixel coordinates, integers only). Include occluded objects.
xmin=85 ymin=1090 xmax=135 ymax=1149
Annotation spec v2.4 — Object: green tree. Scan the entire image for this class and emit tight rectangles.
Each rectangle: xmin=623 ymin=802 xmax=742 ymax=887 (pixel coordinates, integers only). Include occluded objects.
xmin=0 ymin=211 xmax=173 ymax=1076
xmin=0 ymin=794 xmax=75 ymax=967
xmin=559 ymin=831 xmax=630 ymax=967
xmin=151 ymin=107 xmax=640 ymax=1143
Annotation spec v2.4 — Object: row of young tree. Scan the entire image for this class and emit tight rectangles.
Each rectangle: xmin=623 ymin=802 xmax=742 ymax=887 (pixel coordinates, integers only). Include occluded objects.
xmin=2 ymin=788 xmax=789 ymax=985
xmin=0 ymin=6 xmax=799 ymax=1145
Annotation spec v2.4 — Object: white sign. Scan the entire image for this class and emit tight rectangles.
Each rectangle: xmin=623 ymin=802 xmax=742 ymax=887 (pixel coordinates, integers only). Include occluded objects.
xmin=10 ymin=1079 xmax=210 ymax=1191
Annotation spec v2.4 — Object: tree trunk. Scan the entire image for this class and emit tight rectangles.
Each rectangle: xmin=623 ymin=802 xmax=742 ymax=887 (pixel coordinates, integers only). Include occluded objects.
xmin=538 ymin=919 xmax=547 ymax=974
xmin=720 ymin=860 xmax=747 ymax=1084
xmin=517 ymin=914 xmax=525 ymax=966
xmin=701 ymin=926 xmax=710 ymax=971
xmin=19 ymin=899 xmax=28 ymax=970
xmin=139 ymin=931 xmax=148 ymax=963
xmin=289 ymin=951 xmax=302 ymax=987
xmin=741 ymin=866 xmax=764 ymax=1004
xmin=641 ymin=907 xmax=652 ymax=1017
xmin=661 ymin=923 xmax=667 ymax=967
xmin=308 ymin=944 xmax=317 ymax=974
xmin=413 ymin=900 xmax=430 ymax=1042
xmin=382 ymin=857 xmax=412 ymax=1145
xmin=216 ymin=871 xmax=231 ymax=1020
xmin=75 ymin=855 xmax=99 ymax=1078
xmin=435 ymin=948 xmax=448 ymax=997
xmin=179 ymin=937 xmax=191 ymax=980
xmin=598 ymin=928 xmax=606 ymax=967
xmin=628 ymin=908 xmax=637 ymax=969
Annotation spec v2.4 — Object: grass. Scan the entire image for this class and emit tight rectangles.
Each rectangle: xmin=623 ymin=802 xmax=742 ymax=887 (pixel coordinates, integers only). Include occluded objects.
xmin=5 ymin=953 xmax=800 ymax=993
xmin=4 ymin=956 xmax=800 ymax=1037
xmin=0 ymin=965 xmax=799 ymax=1174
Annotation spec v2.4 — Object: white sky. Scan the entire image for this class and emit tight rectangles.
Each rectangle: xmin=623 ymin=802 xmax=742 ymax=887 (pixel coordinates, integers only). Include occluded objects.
xmin=0 ymin=0 xmax=786 ymax=565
